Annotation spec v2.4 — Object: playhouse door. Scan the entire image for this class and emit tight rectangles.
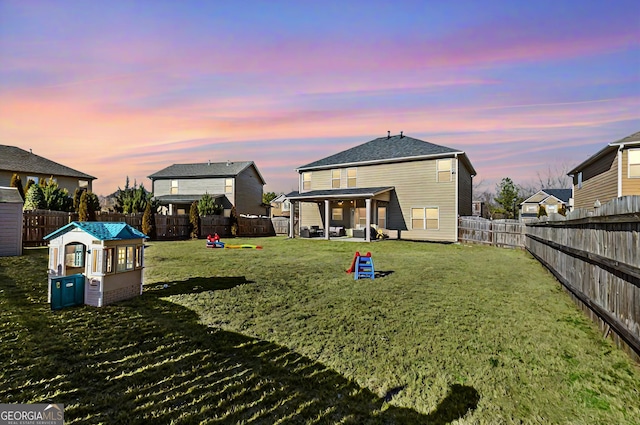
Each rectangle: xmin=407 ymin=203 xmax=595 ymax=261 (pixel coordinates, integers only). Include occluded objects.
xmin=51 ymin=274 xmax=85 ymax=310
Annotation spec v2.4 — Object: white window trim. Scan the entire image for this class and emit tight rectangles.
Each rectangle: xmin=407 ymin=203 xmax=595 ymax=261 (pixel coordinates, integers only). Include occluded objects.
xmin=411 ymin=207 xmax=440 ymax=230
xmin=302 ymin=172 xmax=312 ymax=191
xmin=437 ymin=159 xmax=452 ymax=182
xmin=225 ymin=178 xmax=234 ymax=194
xmin=332 ymin=207 xmax=343 ymax=221
xmin=347 ymin=168 xmax=357 ymax=188
xmin=331 ymin=169 xmax=341 ymax=189
xmin=628 ymin=148 xmax=640 ymax=178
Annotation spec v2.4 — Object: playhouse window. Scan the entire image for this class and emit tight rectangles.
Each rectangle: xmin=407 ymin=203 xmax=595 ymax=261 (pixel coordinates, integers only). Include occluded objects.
xmin=65 ymin=244 xmax=85 ymax=268
xmin=105 ymin=248 xmax=115 ymax=273
xmin=116 ymin=246 xmax=135 ymax=272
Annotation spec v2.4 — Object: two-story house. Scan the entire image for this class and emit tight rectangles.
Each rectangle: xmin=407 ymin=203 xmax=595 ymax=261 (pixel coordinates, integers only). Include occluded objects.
xmin=148 ymin=161 xmax=266 ymax=216
xmin=519 ymin=189 xmax=572 ymax=223
xmin=286 ymin=133 xmax=476 ymax=242
xmin=0 ymin=145 xmax=96 ymax=193
xmin=567 ymin=131 xmax=640 ymax=209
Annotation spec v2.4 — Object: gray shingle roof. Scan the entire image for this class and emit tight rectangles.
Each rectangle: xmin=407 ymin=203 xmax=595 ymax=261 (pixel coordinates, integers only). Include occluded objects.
xmin=148 ymin=161 xmax=265 ymax=184
xmin=542 ymin=189 xmax=572 ymax=203
xmin=297 ymin=134 xmax=463 ymax=170
xmin=286 ymin=187 xmax=395 ymax=200
xmin=0 ymin=145 xmax=96 ymax=180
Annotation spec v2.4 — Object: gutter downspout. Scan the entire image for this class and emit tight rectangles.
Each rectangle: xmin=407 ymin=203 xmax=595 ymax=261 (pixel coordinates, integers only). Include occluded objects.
xmin=454 ymin=154 xmax=459 ymax=242
xmin=617 ymin=145 xmax=624 ymax=198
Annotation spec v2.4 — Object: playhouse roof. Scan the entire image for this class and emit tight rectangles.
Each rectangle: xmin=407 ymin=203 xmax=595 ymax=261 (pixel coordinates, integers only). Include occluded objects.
xmin=44 ymin=221 xmax=148 ymax=241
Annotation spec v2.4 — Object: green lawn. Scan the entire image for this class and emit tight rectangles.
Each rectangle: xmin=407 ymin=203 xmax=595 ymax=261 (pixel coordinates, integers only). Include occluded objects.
xmin=1 ymin=238 xmax=639 ymax=424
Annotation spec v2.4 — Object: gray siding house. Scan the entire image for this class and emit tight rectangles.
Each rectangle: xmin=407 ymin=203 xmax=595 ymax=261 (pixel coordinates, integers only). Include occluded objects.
xmin=0 ymin=187 xmax=24 ymax=257
xmin=287 ymin=133 xmax=476 ymax=242
xmin=148 ymin=161 xmax=267 ymax=216
xmin=0 ymin=145 xmax=96 ymax=193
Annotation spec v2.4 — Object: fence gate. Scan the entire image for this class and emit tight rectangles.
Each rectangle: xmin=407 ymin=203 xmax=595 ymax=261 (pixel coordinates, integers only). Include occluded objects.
xmin=50 ymin=274 xmax=85 ymax=310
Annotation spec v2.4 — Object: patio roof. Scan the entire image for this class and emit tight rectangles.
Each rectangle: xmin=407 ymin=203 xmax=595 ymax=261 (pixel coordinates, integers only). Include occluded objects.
xmin=153 ymin=194 xmax=225 ymax=204
xmin=286 ymin=187 xmax=394 ymax=202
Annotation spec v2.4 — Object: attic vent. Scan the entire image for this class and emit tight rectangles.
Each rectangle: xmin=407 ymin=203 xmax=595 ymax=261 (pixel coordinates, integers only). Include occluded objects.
xmin=208 ymin=160 xmax=211 ymax=166
xmin=226 ymin=160 xmax=231 ymax=166
xmin=387 ymin=131 xmax=390 ymax=139
xmin=400 ymin=131 xmax=403 ymax=138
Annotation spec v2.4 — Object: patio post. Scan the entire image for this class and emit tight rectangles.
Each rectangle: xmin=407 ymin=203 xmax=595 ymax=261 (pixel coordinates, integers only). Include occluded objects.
xmin=324 ymin=200 xmax=330 ymax=240
xmin=289 ymin=201 xmax=295 ymax=238
xmin=365 ymin=198 xmax=371 ymax=242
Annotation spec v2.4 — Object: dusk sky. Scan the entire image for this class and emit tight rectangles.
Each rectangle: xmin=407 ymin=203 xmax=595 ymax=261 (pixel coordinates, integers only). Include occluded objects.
xmin=1 ymin=0 xmax=638 ymax=196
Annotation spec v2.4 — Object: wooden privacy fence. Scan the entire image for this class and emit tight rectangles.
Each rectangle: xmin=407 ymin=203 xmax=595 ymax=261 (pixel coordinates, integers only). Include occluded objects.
xmin=271 ymin=217 xmax=290 ymax=235
xmin=23 ymin=210 xmax=275 ymax=246
xmin=526 ymin=196 xmax=640 ymax=360
xmin=458 ymin=217 xmax=525 ymax=249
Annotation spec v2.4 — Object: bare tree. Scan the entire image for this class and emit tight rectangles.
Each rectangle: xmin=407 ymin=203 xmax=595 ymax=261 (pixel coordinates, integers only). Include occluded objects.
xmin=534 ymin=163 xmax=572 ymax=191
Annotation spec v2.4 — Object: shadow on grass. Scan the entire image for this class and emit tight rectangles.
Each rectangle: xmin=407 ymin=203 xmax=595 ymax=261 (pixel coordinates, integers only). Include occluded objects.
xmin=1 ymin=261 xmax=480 ymax=424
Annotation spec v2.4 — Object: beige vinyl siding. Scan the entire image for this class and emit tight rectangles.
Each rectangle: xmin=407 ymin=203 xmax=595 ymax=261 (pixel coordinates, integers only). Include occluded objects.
xmin=299 ymin=201 xmax=323 ymax=229
xmin=572 ymin=149 xmax=618 ymax=209
xmin=234 ymin=166 xmax=265 ymax=215
xmin=457 ymin=159 xmax=473 ymax=216
xmin=360 ymin=159 xmax=457 ymax=241
xmin=622 ymin=148 xmax=640 ymax=195
xmin=0 ymin=171 xmax=92 ymax=194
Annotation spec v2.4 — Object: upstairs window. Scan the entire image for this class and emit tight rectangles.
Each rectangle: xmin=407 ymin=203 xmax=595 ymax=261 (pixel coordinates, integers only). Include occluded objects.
xmin=331 ymin=170 xmax=341 ymax=188
xmin=170 ymin=180 xmax=179 ymax=194
xmin=629 ymin=149 xmax=640 ymax=178
xmin=347 ymin=168 xmax=357 ymax=188
xmin=302 ymin=172 xmax=312 ymax=191
xmin=225 ymin=178 xmax=233 ymax=194
xmin=437 ymin=159 xmax=452 ymax=182
xmin=577 ymin=172 xmax=583 ymax=189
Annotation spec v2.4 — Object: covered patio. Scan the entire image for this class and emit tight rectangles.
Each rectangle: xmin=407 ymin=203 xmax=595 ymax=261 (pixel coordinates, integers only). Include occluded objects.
xmin=286 ymin=187 xmax=394 ymax=242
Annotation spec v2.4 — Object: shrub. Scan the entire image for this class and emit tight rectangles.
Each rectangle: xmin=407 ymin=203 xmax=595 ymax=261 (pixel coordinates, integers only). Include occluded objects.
xmin=10 ymin=173 xmax=25 ymax=200
xmin=23 ymin=184 xmax=45 ymax=210
xmin=197 ymin=193 xmax=222 ymax=216
xmin=189 ymin=201 xmax=200 ymax=239
xmin=78 ymin=191 xmax=89 ymax=221
xmin=537 ymin=205 xmax=547 ymax=218
xmin=142 ymin=202 xmax=155 ymax=239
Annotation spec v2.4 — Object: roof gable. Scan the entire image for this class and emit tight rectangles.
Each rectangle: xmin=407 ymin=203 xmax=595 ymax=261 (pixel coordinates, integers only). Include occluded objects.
xmin=0 ymin=145 xmax=96 ymax=180
xmin=522 ymin=189 xmax=571 ymax=205
xmin=297 ymin=135 xmax=473 ymax=173
xmin=44 ymin=221 xmax=148 ymax=241
xmin=568 ymin=131 xmax=640 ymax=175
xmin=148 ymin=161 xmax=265 ymax=184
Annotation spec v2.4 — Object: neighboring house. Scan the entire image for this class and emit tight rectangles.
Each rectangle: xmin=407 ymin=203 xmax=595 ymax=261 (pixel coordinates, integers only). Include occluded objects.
xmin=520 ymin=189 xmax=572 ymax=223
xmin=148 ymin=161 xmax=266 ymax=216
xmin=567 ymin=131 xmax=640 ymax=209
xmin=44 ymin=221 xmax=148 ymax=308
xmin=0 ymin=145 xmax=96 ymax=193
xmin=270 ymin=193 xmax=291 ymax=217
xmin=286 ymin=133 xmax=476 ymax=242
xmin=0 ymin=187 xmax=24 ymax=257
